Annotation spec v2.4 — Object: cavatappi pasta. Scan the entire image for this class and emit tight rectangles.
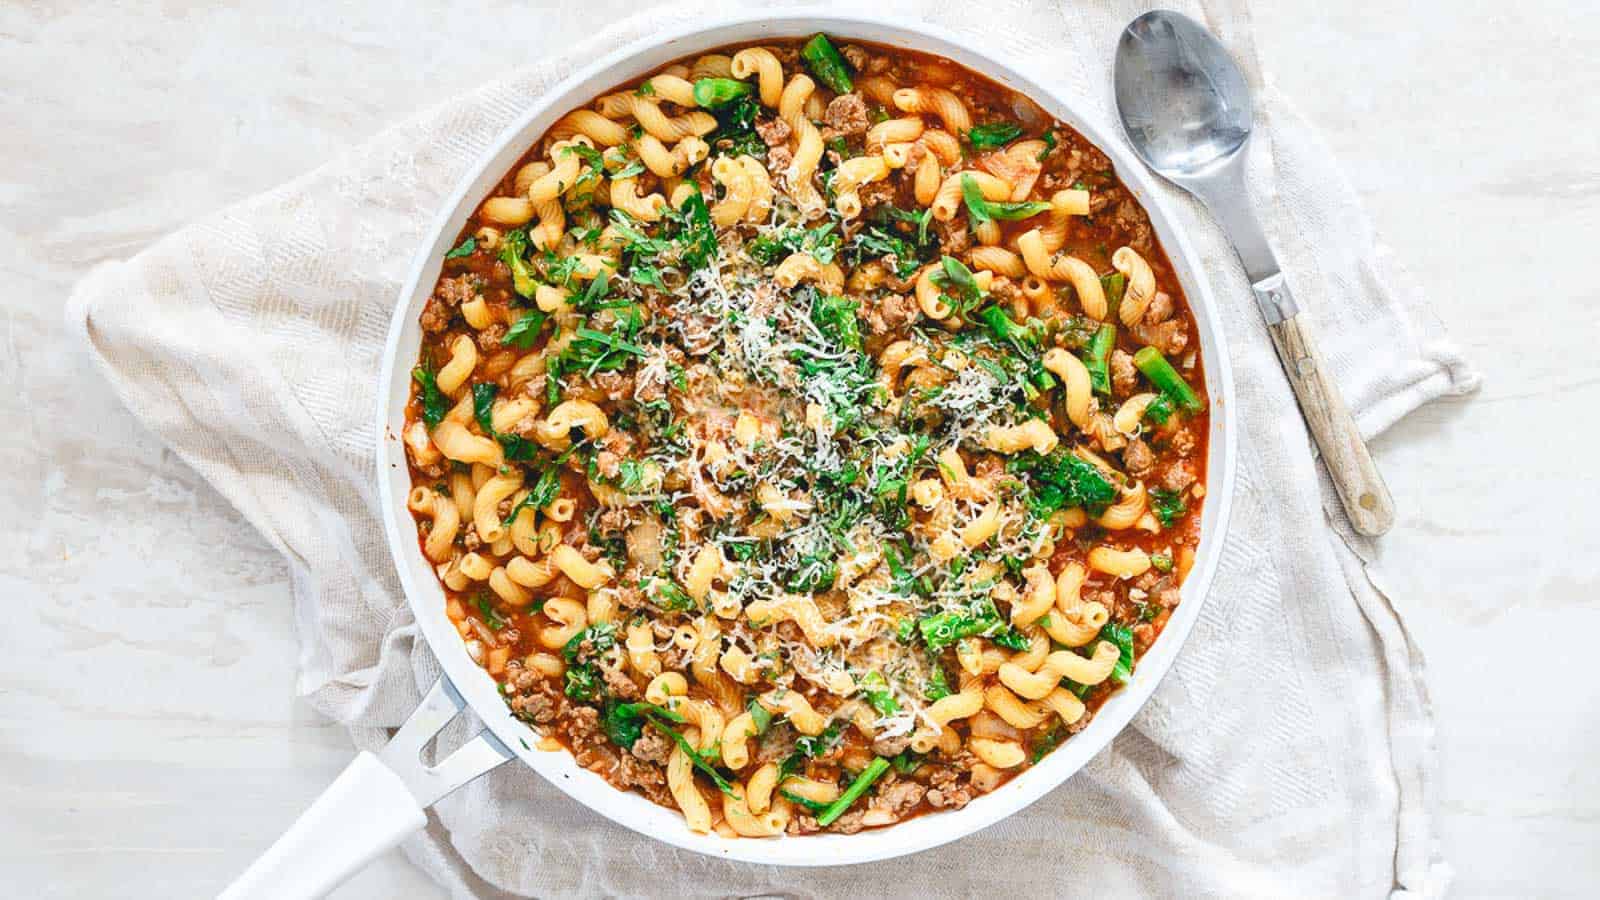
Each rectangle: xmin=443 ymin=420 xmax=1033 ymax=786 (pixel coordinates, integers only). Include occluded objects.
xmin=404 ymin=34 xmax=1208 ymax=837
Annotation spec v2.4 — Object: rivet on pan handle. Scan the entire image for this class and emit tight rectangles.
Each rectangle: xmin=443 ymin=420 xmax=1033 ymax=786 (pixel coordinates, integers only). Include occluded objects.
xmin=218 ymin=676 xmax=513 ymax=900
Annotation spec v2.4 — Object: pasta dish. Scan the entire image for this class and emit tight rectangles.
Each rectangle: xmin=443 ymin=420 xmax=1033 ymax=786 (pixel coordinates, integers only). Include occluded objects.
xmin=402 ymin=34 xmax=1208 ymax=837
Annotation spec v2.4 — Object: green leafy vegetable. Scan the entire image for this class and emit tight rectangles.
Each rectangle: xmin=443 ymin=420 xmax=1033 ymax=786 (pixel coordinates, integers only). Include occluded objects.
xmin=1037 ymin=129 xmax=1057 ymax=161
xmin=1101 ymin=272 xmax=1127 ymax=321
xmin=747 ymin=698 xmax=774 ymax=736
xmin=785 ymin=553 xmax=838 ymax=593
xmin=601 ymin=700 xmax=685 ymax=749
xmin=748 ymin=223 xmax=841 ymax=266
xmin=1150 ymin=552 xmax=1174 ymax=573
xmin=817 ymin=757 xmax=889 ymax=826
xmin=1008 ymin=448 xmax=1118 ymax=518
xmin=444 ymin=236 xmax=476 ymax=259
xmin=929 ymin=254 xmax=984 ymax=315
xmin=989 ymin=627 xmax=1031 ymax=652
xmin=652 ymin=713 xmax=737 ymax=794
xmin=1149 ymin=487 xmax=1188 ymax=527
xmin=503 ymin=309 xmax=548 ymax=349
xmin=1143 ymin=394 xmax=1174 ymax=426
xmin=793 ymin=721 xmax=845 ymax=760
xmin=960 ymin=174 xmax=1051 ymax=226
xmin=977 ymin=305 xmax=1043 ymax=354
xmin=917 ymin=595 xmax=1013 ymax=651
xmin=641 ymin=575 xmax=694 ymax=612
xmin=561 ymin=621 xmax=618 ymax=664
xmin=1083 ymin=323 xmax=1117 ymax=396
xmin=809 ymin=292 xmax=862 ymax=353
xmin=781 ymin=790 xmax=832 ymax=815
xmin=1133 ymin=346 xmax=1205 ymax=414
xmin=564 ymin=664 xmax=600 ymax=701
xmin=665 ymin=187 xmax=719 ymax=272
xmin=499 ymin=228 xmax=538 ymax=298
xmin=966 ymin=122 xmax=1023 ymax=149
xmin=1030 ymin=724 xmax=1061 ymax=762
xmin=924 ymin=657 xmax=952 ymax=701
xmin=469 ymin=382 xmax=535 ymax=461
xmin=859 ymin=671 xmax=900 ymax=716
xmin=800 ymin=33 xmax=853 ymax=94
xmin=706 ymin=93 xmax=764 ymax=158
xmin=601 ymin=699 xmax=646 ymax=748
xmin=501 ymin=443 xmax=578 ymax=527
xmin=889 ymin=751 xmax=923 ymax=775
xmin=474 ymin=592 xmax=505 ymax=631
xmin=411 ymin=362 xmax=448 ymax=429
xmin=848 ymin=226 xmax=921 ymax=277
xmin=1098 ymin=622 xmax=1135 ymax=685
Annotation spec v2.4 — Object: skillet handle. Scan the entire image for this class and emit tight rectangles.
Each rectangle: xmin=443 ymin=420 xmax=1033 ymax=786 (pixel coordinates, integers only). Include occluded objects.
xmin=218 ymin=677 xmax=514 ymax=900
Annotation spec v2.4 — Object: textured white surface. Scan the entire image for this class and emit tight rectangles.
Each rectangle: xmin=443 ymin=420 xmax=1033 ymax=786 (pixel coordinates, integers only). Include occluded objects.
xmin=1 ymin=3 xmax=1594 ymax=900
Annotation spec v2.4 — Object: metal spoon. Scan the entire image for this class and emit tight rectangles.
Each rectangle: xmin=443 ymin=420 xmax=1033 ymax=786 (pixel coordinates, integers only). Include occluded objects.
xmin=1114 ymin=10 xmax=1395 ymax=536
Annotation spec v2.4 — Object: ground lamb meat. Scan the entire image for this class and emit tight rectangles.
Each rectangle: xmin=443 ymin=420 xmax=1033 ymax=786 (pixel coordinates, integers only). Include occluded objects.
xmin=1132 ymin=318 xmax=1188 ymax=356
xmin=1161 ymin=460 xmax=1196 ymax=493
xmin=563 ymin=703 xmax=607 ymax=768
xmin=755 ymin=723 xmax=799 ymax=765
xmin=926 ymin=784 xmax=974 ymax=810
xmin=1124 ymin=438 xmax=1157 ymax=479
xmin=1169 ymin=426 xmax=1197 ymax=458
xmin=599 ymin=661 xmax=641 ymax=701
xmin=475 ymin=323 xmax=506 ymax=351
xmin=594 ymin=506 xmax=633 ymax=536
xmin=419 ymin=300 xmax=452 ymax=333
xmin=509 ymin=691 xmax=555 ymax=723
xmin=987 ymin=275 xmax=1021 ymax=308
xmin=756 ymin=116 xmax=792 ymax=147
xmin=864 ymin=292 xmax=919 ymax=335
xmin=1110 ymin=348 xmax=1138 ymax=396
xmin=938 ymin=219 xmax=971 ymax=254
xmin=871 ymin=730 xmax=914 ymax=758
xmin=630 ymin=728 xmax=672 ymax=766
xmin=591 ymin=370 xmax=634 ymax=402
xmin=506 ymin=667 xmax=559 ymax=724
xmin=1110 ymin=199 xmax=1155 ymax=254
xmin=613 ymin=752 xmax=670 ymax=805
xmin=855 ymin=177 xmax=897 ymax=213
xmin=822 ymin=93 xmax=870 ymax=138
xmin=869 ymin=779 xmax=926 ymax=820
xmin=419 ymin=274 xmax=478 ymax=333
xmin=767 ymin=145 xmax=795 ymax=178
xmin=1145 ymin=290 xmax=1175 ymax=324
xmin=823 ymin=808 xmax=867 ymax=834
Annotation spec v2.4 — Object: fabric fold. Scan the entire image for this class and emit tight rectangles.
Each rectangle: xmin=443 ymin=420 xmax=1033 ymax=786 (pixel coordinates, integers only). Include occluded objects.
xmin=67 ymin=1 xmax=1476 ymax=897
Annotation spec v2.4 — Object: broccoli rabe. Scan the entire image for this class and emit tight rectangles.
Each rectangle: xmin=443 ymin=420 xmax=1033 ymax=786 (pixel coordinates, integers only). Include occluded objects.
xmin=1008 ymin=448 xmax=1118 ymax=518
xmin=1149 ymin=486 xmax=1188 ymax=527
xmin=498 ymin=227 xmax=538 ymax=298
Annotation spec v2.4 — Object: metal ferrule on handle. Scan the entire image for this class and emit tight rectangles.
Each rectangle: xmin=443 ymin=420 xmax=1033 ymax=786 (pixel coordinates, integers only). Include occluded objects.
xmin=1250 ymin=271 xmax=1299 ymax=325
xmin=218 ymin=677 xmax=513 ymax=900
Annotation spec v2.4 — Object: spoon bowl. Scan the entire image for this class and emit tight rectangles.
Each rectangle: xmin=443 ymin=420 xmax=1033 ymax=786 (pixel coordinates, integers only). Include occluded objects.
xmin=1114 ymin=10 xmax=1254 ymax=182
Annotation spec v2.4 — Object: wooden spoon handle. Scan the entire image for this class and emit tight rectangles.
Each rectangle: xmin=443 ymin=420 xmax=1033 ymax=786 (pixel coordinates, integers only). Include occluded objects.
xmin=1265 ymin=313 xmax=1395 ymax=536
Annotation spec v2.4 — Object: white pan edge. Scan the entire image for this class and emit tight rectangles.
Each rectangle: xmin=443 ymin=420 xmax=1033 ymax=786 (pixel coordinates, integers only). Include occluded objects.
xmin=375 ymin=9 xmax=1237 ymax=867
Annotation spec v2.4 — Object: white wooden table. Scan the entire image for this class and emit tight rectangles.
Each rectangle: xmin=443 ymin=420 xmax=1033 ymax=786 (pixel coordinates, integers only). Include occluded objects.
xmin=3 ymin=2 xmax=1595 ymax=896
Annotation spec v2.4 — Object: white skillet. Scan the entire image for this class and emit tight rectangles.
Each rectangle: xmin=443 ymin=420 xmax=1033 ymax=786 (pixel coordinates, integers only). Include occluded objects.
xmin=220 ymin=11 xmax=1237 ymax=898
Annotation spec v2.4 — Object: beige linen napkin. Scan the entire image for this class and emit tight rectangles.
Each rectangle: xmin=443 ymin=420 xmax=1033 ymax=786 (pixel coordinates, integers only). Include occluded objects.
xmin=67 ymin=1 xmax=1478 ymax=896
